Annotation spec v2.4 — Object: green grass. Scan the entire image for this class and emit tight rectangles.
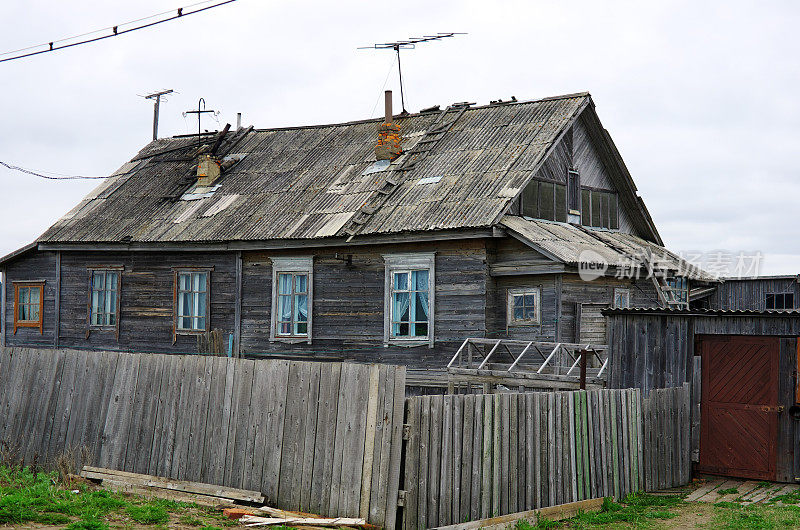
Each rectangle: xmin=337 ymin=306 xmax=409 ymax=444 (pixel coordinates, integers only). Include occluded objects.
xmin=520 ymin=493 xmax=686 ymax=528
xmin=0 ymin=464 xmax=254 ymax=528
xmin=711 ymin=502 xmax=800 ymax=529
xmin=718 ymin=488 xmax=739 ymax=495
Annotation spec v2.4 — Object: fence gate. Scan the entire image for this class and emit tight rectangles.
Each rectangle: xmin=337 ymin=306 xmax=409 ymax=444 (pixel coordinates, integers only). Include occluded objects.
xmin=698 ymin=336 xmax=780 ymax=480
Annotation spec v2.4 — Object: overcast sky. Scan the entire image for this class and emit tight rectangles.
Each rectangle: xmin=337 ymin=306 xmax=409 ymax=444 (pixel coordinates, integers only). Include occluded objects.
xmin=1 ymin=0 xmax=798 ymax=275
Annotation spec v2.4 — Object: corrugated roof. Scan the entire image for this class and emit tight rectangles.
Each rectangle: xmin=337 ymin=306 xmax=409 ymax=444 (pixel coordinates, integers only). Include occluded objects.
xmin=500 ymin=216 xmax=716 ymax=281
xmin=604 ymin=307 xmax=800 ymax=317
xmin=38 ymin=93 xmax=591 ymax=244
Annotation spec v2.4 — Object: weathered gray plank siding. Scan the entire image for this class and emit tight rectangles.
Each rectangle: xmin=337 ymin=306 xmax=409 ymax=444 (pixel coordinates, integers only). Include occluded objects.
xmin=2 ymin=251 xmax=58 ymax=347
xmin=240 ymin=239 xmax=488 ymax=367
xmin=0 ymin=347 xmax=405 ymax=529
xmin=709 ymin=278 xmax=800 ymax=311
xmin=58 ymin=251 xmax=237 ymax=352
xmin=401 ymin=387 xmax=691 ymax=529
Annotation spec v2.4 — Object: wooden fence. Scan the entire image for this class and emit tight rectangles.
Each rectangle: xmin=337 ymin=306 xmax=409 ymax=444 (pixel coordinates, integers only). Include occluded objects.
xmin=0 ymin=347 xmax=405 ymax=529
xmin=401 ymin=385 xmax=690 ymax=529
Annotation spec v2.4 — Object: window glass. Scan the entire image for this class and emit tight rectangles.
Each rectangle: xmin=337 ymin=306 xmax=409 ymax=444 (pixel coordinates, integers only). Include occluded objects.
xmin=538 ymin=181 xmax=554 ymax=221
xmin=507 ymin=289 xmax=540 ymax=325
xmin=521 ymin=181 xmax=538 ymax=217
xmin=391 ymin=269 xmax=430 ymax=338
xmin=176 ymin=272 xmax=208 ymax=331
xmin=17 ymin=286 xmax=41 ymax=322
xmin=276 ymin=272 xmax=309 ymax=336
xmin=90 ymin=270 xmax=119 ymax=327
xmin=555 ymin=184 xmax=567 ymax=222
xmin=766 ymin=292 xmax=794 ymax=310
xmin=614 ymin=288 xmax=630 ymax=309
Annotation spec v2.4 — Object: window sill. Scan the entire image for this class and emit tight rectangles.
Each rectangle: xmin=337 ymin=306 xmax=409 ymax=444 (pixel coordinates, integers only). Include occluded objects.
xmin=507 ymin=321 xmax=542 ymax=327
xmin=385 ymin=339 xmax=432 ymax=348
xmin=271 ymin=336 xmax=311 ymax=344
xmin=176 ymin=329 xmax=208 ymax=336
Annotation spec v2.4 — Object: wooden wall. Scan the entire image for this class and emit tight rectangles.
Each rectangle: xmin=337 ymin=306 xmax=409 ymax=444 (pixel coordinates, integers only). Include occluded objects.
xmin=709 ymin=278 xmax=800 ymax=310
xmin=239 ymin=239 xmax=488 ymax=368
xmin=2 ymin=250 xmax=58 ymax=348
xmin=57 ymin=251 xmax=237 ymax=353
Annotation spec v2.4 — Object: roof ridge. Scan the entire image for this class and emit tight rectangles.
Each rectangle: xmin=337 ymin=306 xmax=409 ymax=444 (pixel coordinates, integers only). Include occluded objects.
xmin=166 ymin=92 xmax=592 ymax=138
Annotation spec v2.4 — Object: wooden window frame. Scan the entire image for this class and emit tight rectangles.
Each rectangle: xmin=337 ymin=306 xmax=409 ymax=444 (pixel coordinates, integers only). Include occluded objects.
xmin=580 ymin=188 xmax=619 ymax=230
xmin=766 ymin=292 xmax=795 ymax=311
xmin=507 ymin=287 xmax=542 ymax=327
xmin=613 ymin=287 xmax=631 ymax=309
xmin=172 ymin=267 xmax=213 ymax=341
xmin=86 ymin=266 xmax=123 ymax=339
xmin=383 ymin=253 xmax=435 ymax=348
xmin=13 ymin=280 xmax=44 ymax=335
xmin=270 ymin=257 xmax=313 ymax=344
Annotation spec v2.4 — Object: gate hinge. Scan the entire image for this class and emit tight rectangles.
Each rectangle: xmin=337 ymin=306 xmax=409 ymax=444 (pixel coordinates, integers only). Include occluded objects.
xmin=397 ymin=490 xmax=406 ymax=506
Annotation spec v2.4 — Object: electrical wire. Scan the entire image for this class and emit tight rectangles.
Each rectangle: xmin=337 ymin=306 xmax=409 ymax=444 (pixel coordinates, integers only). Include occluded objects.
xmin=0 ymin=160 xmax=107 ymax=180
xmin=0 ymin=0 xmax=239 ymax=64
xmin=369 ymin=52 xmax=399 ymax=118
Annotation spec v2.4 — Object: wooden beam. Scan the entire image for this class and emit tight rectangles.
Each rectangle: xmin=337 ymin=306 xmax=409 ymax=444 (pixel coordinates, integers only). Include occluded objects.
xmin=430 ymin=497 xmax=604 ymax=530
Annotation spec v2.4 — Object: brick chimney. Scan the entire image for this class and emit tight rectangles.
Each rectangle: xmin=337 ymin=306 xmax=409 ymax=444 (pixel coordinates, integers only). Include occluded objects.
xmin=375 ymin=90 xmax=402 ymax=161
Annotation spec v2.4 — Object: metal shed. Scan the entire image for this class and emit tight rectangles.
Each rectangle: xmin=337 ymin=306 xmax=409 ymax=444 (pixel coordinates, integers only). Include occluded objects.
xmin=605 ymin=308 xmax=800 ymax=483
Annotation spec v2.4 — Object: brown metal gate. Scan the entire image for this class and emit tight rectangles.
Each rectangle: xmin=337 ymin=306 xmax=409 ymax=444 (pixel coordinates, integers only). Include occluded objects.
xmin=698 ymin=336 xmax=780 ymax=480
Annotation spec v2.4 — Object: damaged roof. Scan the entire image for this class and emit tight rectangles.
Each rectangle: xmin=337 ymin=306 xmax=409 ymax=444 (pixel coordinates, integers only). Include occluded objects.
xmin=38 ymin=92 xmax=640 ymax=245
xmin=500 ymin=216 xmax=716 ymax=281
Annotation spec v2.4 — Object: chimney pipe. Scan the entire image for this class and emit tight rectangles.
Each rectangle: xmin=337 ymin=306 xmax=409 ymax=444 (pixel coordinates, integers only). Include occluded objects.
xmin=384 ymin=90 xmax=393 ymax=123
xmin=236 ymin=112 xmax=242 ymax=130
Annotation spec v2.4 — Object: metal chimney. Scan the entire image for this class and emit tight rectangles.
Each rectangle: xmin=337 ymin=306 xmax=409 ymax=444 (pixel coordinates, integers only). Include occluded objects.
xmin=384 ymin=90 xmax=393 ymax=123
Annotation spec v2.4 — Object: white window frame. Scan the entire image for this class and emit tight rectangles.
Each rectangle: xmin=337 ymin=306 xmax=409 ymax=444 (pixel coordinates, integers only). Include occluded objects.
xmin=506 ymin=288 xmax=542 ymax=326
xmin=383 ymin=253 xmax=435 ymax=348
xmin=613 ymin=288 xmax=631 ymax=309
xmin=270 ymin=257 xmax=313 ymax=344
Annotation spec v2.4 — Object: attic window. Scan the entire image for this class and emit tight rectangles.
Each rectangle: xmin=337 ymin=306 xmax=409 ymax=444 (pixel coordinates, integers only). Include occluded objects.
xmin=362 ymin=159 xmax=391 ymax=176
xmin=581 ymin=188 xmax=619 ymax=230
xmin=521 ymin=180 xmax=567 ymax=222
xmin=766 ymin=292 xmax=795 ymax=310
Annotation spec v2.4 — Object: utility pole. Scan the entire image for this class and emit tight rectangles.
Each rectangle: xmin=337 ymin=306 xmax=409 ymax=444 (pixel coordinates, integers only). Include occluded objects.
xmin=143 ymin=89 xmax=174 ymax=141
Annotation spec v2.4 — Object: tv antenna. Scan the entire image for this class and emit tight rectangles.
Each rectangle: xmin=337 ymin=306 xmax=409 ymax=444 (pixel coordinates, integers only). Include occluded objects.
xmin=141 ymin=89 xmax=174 ymax=141
xmin=183 ymin=98 xmax=217 ymax=148
xmin=359 ymin=33 xmax=465 ymax=114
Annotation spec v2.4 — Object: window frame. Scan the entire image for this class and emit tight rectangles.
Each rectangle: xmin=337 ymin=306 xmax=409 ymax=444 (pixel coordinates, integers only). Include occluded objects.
xmin=13 ymin=281 xmax=44 ymax=335
xmin=86 ymin=266 xmax=123 ymax=338
xmin=270 ymin=257 xmax=313 ymax=344
xmin=766 ymin=292 xmax=795 ymax=311
xmin=383 ymin=253 xmax=435 ymax=347
xmin=613 ymin=288 xmax=631 ymax=309
xmin=581 ymin=187 xmax=619 ymax=230
xmin=172 ymin=267 xmax=213 ymax=340
xmin=506 ymin=287 xmax=542 ymax=327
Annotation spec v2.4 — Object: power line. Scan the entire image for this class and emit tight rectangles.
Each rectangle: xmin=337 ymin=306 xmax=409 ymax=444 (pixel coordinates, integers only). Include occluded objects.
xmin=0 ymin=0 xmax=240 ymax=64
xmin=0 ymin=161 xmax=106 ymax=180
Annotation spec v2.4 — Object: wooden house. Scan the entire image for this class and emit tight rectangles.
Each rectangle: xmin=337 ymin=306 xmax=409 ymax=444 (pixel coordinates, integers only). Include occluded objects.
xmin=703 ymin=275 xmax=800 ymax=311
xmin=0 ymin=92 xmax=715 ymax=375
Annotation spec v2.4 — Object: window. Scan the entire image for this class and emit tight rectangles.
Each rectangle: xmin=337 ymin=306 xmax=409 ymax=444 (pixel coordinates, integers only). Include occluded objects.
xmin=567 ymin=170 xmax=581 ymax=212
xmin=507 ymin=288 xmax=541 ymax=326
xmin=88 ymin=269 xmax=121 ymax=330
xmin=521 ymin=180 xmax=567 ymax=222
xmin=581 ymin=188 xmax=619 ymax=229
xmin=766 ymin=292 xmax=795 ymax=310
xmin=666 ymin=277 xmax=688 ymax=305
xmin=13 ymin=281 xmax=44 ymax=334
xmin=174 ymin=270 xmax=210 ymax=335
xmin=613 ymin=288 xmax=630 ymax=309
xmin=270 ymin=257 xmax=313 ymax=342
xmin=383 ymin=253 xmax=435 ymax=346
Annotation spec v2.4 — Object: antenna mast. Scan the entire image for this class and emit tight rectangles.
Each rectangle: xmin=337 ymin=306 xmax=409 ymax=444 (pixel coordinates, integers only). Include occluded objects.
xmin=142 ymin=89 xmax=174 ymax=141
xmin=359 ymin=32 xmax=464 ymax=114
xmin=184 ymin=98 xmax=216 ymax=148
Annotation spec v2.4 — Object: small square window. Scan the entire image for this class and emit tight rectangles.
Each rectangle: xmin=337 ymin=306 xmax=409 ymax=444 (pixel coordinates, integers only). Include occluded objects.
xmin=507 ymin=288 xmax=541 ymax=326
xmin=613 ymin=288 xmax=630 ymax=309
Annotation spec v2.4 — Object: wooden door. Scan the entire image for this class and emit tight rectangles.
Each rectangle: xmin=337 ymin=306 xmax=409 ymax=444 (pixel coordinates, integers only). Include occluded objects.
xmin=698 ymin=336 xmax=780 ymax=480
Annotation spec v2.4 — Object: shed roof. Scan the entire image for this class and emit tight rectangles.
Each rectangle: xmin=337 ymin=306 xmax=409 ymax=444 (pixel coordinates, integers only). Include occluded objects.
xmin=500 ymin=216 xmax=716 ymax=281
xmin=36 ymin=92 xmax=659 ymax=246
